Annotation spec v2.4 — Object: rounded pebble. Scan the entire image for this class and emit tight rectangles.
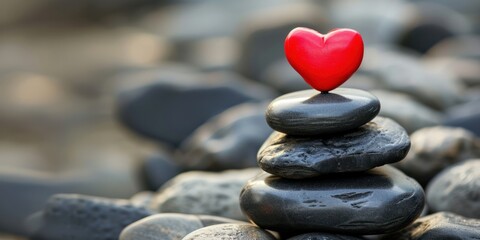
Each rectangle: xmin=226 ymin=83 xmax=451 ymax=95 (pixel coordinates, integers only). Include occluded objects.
xmin=240 ymin=165 xmax=424 ymax=234
xmin=258 ymin=117 xmax=410 ymax=178
xmin=266 ymin=88 xmax=380 ymax=135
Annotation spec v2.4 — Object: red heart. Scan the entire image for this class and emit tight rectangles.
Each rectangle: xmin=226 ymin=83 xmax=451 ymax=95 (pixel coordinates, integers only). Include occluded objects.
xmin=285 ymin=27 xmax=364 ymax=92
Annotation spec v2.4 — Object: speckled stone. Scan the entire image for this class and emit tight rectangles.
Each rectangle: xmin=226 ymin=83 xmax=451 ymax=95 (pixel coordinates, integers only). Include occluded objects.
xmin=287 ymin=232 xmax=366 ymax=240
xmin=426 ymin=159 xmax=480 ymax=218
xmin=382 ymin=212 xmax=480 ymax=240
xmin=266 ymin=88 xmax=380 ymax=135
xmin=119 ymin=213 xmax=241 ymax=240
xmin=28 ymin=194 xmax=154 ymax=240
xmin=258 ymin=117 xmax=410 ymax=179
xmin=394 ymin=126 xmax=480 ymax=185
xmin=182 ymin=223 xmax=276 ymax=240
xmin=240 ymin=165 xmax=424 ymax=235
xmin=151 ymin=168 xmax=260 ymax=220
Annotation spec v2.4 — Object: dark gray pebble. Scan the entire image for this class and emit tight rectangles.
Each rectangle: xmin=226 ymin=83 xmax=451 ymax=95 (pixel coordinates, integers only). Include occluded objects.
xmin=266 ymin=88 xmax=380 ymax=136
xmin=240 ymin=165 xmax=424 ymax=234
xmin=179 ymin=102 xmax=272 ymax=170
xmin=116 ymin=69 xmax=275 ymax=146
xmin=28 ymin=194 xmax=154 ymax=240
xmin=382 ymin=212 xmax=480 ymax=240
xmin=258 ymin=117 xmax=410 ymax=178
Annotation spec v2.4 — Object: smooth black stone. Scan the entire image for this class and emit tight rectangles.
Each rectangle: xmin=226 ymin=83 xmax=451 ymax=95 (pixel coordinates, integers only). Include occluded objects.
xmin=382 ymin=212 xmax=480 ymax=240
xmin=28 ymin=194 xmax=154 ymax=240
xmin=266 ymin=88 xmax=380 ymax=136
xmin=258 ymin=117 xmax=410 ymax=179
xmin=239 ymin=166 xmax=425 ymax=234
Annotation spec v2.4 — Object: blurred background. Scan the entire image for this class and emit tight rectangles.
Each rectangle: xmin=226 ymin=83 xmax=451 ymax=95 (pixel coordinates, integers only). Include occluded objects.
xmin=0 ymin=0 xmax=479 ymax=239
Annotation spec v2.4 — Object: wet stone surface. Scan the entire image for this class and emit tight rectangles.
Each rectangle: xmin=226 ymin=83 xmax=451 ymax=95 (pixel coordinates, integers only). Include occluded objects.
xmin=258 ymin=117 xmax=410 ymax=179
xmin=240 ymin=165 xmax=425 ymax=235
xmin=266 ymin=88 xmax=380 ymax=136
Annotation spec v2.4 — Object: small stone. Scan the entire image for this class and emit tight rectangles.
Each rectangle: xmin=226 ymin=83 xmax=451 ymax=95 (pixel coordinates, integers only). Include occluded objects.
xmin=382 ymin=212 xmax=480 ymax=240
xmin=116 ymin=68 xmax=275 ymax=146
xmin=444 ymin=99 xmax=480 ymax=137
xmin=151 ymin=168 xmax=260 ymax=220
xmin=240 ymin=166 xmax=424 ymax=234
xmin=287 ymin=232 xmax=366 ymax=240
xmin=426 ymin=159 xmax=480 ymax=218
xmin=266 ymin=88 xmax=380 ymax=136
xmin=129 ymin=191 xmax=155 ymax=210
xmin=119 ymin=213 xmax=241 ymax=240
xmin=371 ymin=90 xmax=442 ymax=133
xmin=258 ymin=117 xmax=410 ymax=179
xmin=361 ymin=47 xmax=464 ymax=110
xmin=179 ymin=102 xmax=272 ymax=170
xmin=394 ymin=126 xmax=480 ymax=185
xmin=182 ymin=223 xmax=276 ymax=240
xmin=28 ymin=194 xmax=154 ymax=240
xmin=141 ymin=151 xmax=183 ymax=191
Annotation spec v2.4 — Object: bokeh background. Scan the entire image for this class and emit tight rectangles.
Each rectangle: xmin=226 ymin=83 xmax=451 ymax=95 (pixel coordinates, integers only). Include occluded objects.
xmin=0 ymin=0 xmax=479 ymax=239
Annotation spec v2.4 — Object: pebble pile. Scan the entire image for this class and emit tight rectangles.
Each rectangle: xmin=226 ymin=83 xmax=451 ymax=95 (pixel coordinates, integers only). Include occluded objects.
xmin=240 ymin=88 xmax=424 ymax=234
xmin=240 ymin=71 xmax=426 ymax=236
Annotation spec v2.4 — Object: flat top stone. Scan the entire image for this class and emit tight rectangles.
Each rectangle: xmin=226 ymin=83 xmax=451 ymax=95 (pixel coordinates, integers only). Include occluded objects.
xmin=258 ymin=117 xmax=410 ymax=178
xmin=240 ymin=166 xmax=425 ymax=235
xmin=266 ymin=88 xmax=380 ymax=135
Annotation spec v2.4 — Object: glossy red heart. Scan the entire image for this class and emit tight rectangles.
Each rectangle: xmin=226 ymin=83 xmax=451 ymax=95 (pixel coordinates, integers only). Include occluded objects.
xmin=285 ymin=27 xmax=364 ymax=92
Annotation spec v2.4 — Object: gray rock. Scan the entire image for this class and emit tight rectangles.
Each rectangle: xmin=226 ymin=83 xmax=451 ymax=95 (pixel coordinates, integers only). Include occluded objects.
xmin=28 ymin=194 xmax=154 ymax=240
xmin=130 ymin=191 xmax=155 ymax=210
xmin=371 ymin=90 xmax=442 ymax=133
xmin=260 ymin=58 xmax=310 ymax=93
xmin=287 ymin=233 xmax=366 ymax=240
xmin=394 ymin=126 xmax=480 ymax=185
xmin=179 ymin=102 xmax=271 ymax=170
xmin=329 ymin=0 xmax=411 ymax=45
xmin=258 ymin=117 xmax=410 ymax=179
xmin=426 ymin=35 xmax=480 ymax=61
xmin=361 ymin=47 xmax=464 ymax=110
xmin=266 ymin=88 xmax=380 ymax=136
xmin=397 ymin=2 xmax=472 ymax=53
xmin=236 ymin=2 xmax=327 ymax=80
xmin=382 ymin=212 xmax=480 ymax=240
xmin=119 ymin=213 xmax=241 ymax=240
xmin=444 ymin=99 xmax=480 ymax=136
xmin=426 ymin=160 xmax=480 ymax=218
xmin=142 ymin=151 xmax=183 ymax=191
xmin=240 ymin=166 xmax=425 ymax=234
xmin=116 ymin=68 xmax=275 ymax=146
xmin=151 ymin=168 xmax=260 ymax=220
xmin=182 ymin=223 xmax=276 ymax=240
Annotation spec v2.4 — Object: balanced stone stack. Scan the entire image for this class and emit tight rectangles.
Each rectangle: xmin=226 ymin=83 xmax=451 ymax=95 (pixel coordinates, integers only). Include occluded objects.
xmin=239 ymin=26 xmax=426 ymax=238
xmin=239 ymin=87 xmax=426 ymax=237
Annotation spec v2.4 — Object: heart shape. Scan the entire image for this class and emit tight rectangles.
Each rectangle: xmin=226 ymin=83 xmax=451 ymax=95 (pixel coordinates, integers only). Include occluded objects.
xmin=285 ymin=27 xmax=364 ymax=92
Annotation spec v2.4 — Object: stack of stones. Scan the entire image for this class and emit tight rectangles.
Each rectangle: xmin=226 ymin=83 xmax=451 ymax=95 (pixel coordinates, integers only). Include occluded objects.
xmin=239 ymin=87 xmax=426 ymax=238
